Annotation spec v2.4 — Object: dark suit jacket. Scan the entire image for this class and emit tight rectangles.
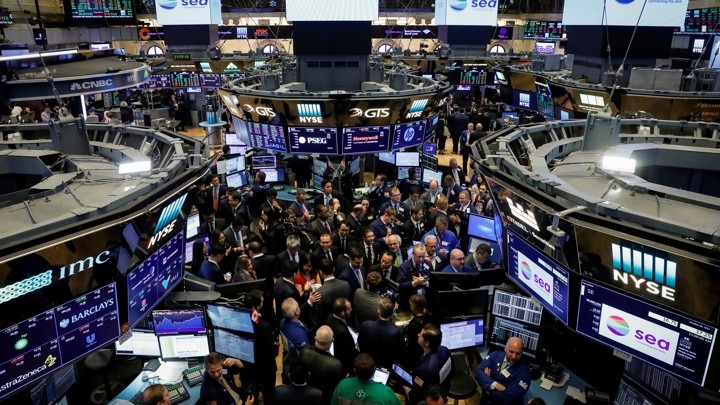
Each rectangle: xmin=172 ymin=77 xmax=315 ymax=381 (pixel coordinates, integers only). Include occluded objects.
xmin=325 ymin=315 xmax=358 ymax=373
xmin=400 ymin=218 xmax=426 ymax=248
xmin=312 ymin=192 xmax=337 ymax=209
xmin=199 ymin=370 xmax=242 ymax=405
xmin=309 ymin=218 xmax=335 ymax=240
xmin=346 ymin=214 xmax=364 ymax=240
xmin=397 ymin=258 xmax=433 ymax=308
xmin=311 ymin=246 xmax=341 ymax=267
xmin=198 ymin=260 xmax=224 ymax=284
xmin=369 ymin=217 xmax=400 ymax=245
xmin=251 ymin=253 xmax=278 ymax=281
xmin=313 ymin=278 xmax=352 ymax=326
xmin=251 ymin=317 xmax=277 ymax=383
xmin=358 ymin=319 xmax=406 ymax=369
xmin=203 ymin=185 xmax=227 ymax=211
xmin=289 ymin=200 xmax=313 ymax=218
xmin=200 ymin=217 xmax=227 ymax=236
xmin=332 ymin=234 xmax=356 ymax=253
xmin=218 ymin=200 xmax=250 ymax=226
xmin=379 ymin=200 xmax=410 ymax=222
xmin=260 ymin=200 xmax=284 ymax=222
xmin=408 ymin=346 xmax=452 ymax=405
xmin=274 ymin=278 xmax=300 ymax=321
xmin=441 ymin=183 xmax=463 ymax=205
xmin=444 ymin=167 xmax=467 ymax=185
xmin=299 ymin=346 xmax=346 ymax=405
xmin=427 ymin=253 xmax=449 ymax=272
xmin=337 ymin=266 xmax=366 ymax=297
xmin=334 ymin=254 xmax=350 ymax=277
xmin=362 ymin=241 xmax=382 ymax=269
xmin=277 ymin=248 xmax=309 ymax=265
xmin=272 ymin=384 xmax=322 ymax=405
xmin=369 ymin=264 xmax=399 ymax=283
xmin=352 ymin=289 xmax=381 ymax=325
xmin=222 ymin=225 xmax=251 ymax=248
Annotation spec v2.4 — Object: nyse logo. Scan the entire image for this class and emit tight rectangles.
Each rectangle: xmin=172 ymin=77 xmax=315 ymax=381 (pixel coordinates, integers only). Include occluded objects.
xmin=519 ymin=93 xmax=531 ymax=108
xmin=611 ymin=243 xmax=676 ymax=301
xmin=70 ymin=79 xmax=113 ymax=91
xmin=243 ymin=104 xmax=276 ymax=117
xmin=349 ymin=108 xmax=390 ymax=119
xmin=298 ymin=104 xmax=323 ymax=123
xmin=406 ymin=99 xmax=428 ymax=118
xmin=149 ymin=194 xmax=187 ymax=248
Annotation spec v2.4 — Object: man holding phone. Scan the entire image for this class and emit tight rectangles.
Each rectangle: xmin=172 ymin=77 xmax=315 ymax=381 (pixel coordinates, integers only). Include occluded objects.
xmin=199 ymin=352 xmax=254 ymax=405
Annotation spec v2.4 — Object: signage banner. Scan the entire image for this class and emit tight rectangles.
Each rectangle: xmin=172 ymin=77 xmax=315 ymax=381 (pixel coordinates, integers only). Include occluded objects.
xmin=155 ymin=0 xmax=221 ymax=25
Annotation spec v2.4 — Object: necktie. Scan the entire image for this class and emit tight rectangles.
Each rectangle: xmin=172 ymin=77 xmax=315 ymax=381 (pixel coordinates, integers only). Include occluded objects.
xmin=437 ymin=232 xmax=443 ymax=247
xmin=341 ymin=238 xmax=346 ymax=251
xmin=326 ymin=250 xmax=332 ymax=261
xmin=324 ymin=222 xmax=331 ymax=234
xmin=235 ymin=230 xmax=241 ymax=245
xmin=220 ymin=376 xmax=240 ymax=404
xmin=501 ymin=360 xmax=510 ymax=372
xmin=446 ymin=187 xmax=451 ymax=198
xmin=213 ymin=187 xmax=219 ymax=211
xmin=209 ymin=221 xmax=215 ymax=233
xmin=416 ymin=222 xmax=421 ymax=237
xmin=384 ymin=268 xmax=391 ymax=280
xmin=354 ymin=268 xmax=364 ymax=289
xmin=393 ymin=203 xmax=398 ymax=212
xmin=394 ymin=254 xmax=401 ymax=268
xmin=325 ymin=195 xmax=331 ymax=208
xmin=366 ymin=245 xmax=373 ymax=263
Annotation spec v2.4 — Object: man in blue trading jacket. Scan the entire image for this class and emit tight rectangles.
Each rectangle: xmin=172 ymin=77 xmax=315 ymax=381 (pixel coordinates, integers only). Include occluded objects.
xmin=475 ymin=337 xmax=531 ymax=405
xmin=441 ymin=249 xmax=474 ymax=273
xmin=397 ymin=244 xmax=432 ymax=309
xmin=422 ymin=216 xmax=460 ymax=256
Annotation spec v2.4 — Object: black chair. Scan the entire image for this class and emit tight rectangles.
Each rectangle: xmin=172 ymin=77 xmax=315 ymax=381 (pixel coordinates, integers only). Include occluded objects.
xmin=447 ymin=351 xmax=478 ymax=402
xmin=84 ymin=348 xmax=126 ymax=404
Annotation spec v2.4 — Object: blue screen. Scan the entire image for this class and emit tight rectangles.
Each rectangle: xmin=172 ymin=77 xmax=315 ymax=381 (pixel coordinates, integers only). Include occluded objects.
xmin=392 ymin=120 xmax=426 ymax=150
xmin=577 ymin=280 xmax=717 ymax=387
xmin=507 ymin=231 xmax=570 ymax=325
xmin=341 ymin=126 xmax=391 ymax=154
xmin=288 ymin=127 xmax=339 ymax=154
xmin=512 ymin=90 xmax=537 ymax=111
xmin=213 ymin=328 xmax=255 ymax=363
xmin=152 ymin=308 xmax=207 ymax=335
xmin=206 ymin=304 xmax=254 ymax=334
xmin=467 ymin=214 xmax=496 ymax=241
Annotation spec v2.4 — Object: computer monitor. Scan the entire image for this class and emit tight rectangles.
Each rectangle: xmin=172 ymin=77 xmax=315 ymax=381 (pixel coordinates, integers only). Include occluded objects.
xmin=378 ymin=152 xmax=395 ymax=164
xmin=212 ymin=328 xmax=255 ymax=363
xmin=206 ymin=303 xmax=254 ymax=334
xmin=489 ymin=317 xmax=540 ymax=358
xmin=398 ymin=167 xmax=421 ymax=180
xmin=372 ymin=368 xmax=391 ymax=384
xmin=225 ymin=156 xmax=246 ymax=174
xmin=430 ymin=268 xmax=505 ymax=291
xmin=440 ymin=317 xmax=485 ymax=350
xmin=422 ymin=169 xmax=442 ymax=185
xmin=225 ymin=133 xmax=243 ymax=145
xmin=226 ymin=172 xmax=248 ymax=188
xmin=435 ymin=288 xmax=491 ymax=317
xmin=158 ymin=334 xmax=211 ymax=360
xmin=152 ymin=308 xmax=207 ymax=335
xmin=349 ymin=157 xmax=361 ymax=175
xmin=252 ymin=155 xmax=277 ymax=170
xmin=263 ymin=168 xmax=285 ymax=183
xmin=214 ymin=278 xmax=266 ymax=299
xmin=227 ymin=145 xmax=248 ymax=155
xmin=115 ymin=330 xmax=162 ymax=356
xmin=186 ymin=212 xmax=201 ymax=239
xmin=467 ymin=214 xmax=496 ymax=241
xmin=312 ymin=159 xmax=328 ymax=176
xmin=468 ymin=238 xmax=503 ymax=265
xmin=492 ymin=287 xmax=543 ymax=325
xmin=30 ymin=364 xmax=76 ymax=405
xmin=395 ymin=152 xmax=420 ymax=167
xmin=185 ymin=236 xmax=209 ymax=263
xmin=183 ymin=272 xmax=216 ymax=292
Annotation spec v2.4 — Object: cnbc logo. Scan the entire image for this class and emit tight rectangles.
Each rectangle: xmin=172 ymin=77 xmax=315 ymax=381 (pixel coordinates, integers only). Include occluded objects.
xmin=611 ymin=243 xmax=676 ymax=301
xmin=406 ymin=99 xmax=428 ymax=118
xmin=298 ymin=104 xmax=323 ymax=124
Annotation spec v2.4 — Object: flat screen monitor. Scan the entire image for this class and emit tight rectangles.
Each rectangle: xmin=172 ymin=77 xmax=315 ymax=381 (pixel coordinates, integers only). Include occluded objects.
xmin=395 ymin=152 xmax=420 ymax=167
xmin=495 ymin=71 xmax=506 ymax=82
xmin=225 ymin=156 xmax=245 ymax=174
xmin=467 ymin=214 xmax=496 ymax=241
xmin=436 ymin=288 xmax=491 ymax=317
xmin=183 ymin=272 xmax=216 ymax=292
xmin=227 ymin=145 xmax=248 ymax=155
xmin=158 ymin=334 xmax=210 ymax=360
xmin=501 ymin=111 xmax=518 ymax=120
xmin=206 ymin=303 xmax=254 ymax=334
xmin=349 ymin=157 xmax=361 ymax=175
xmin=513 ymin=90 xmax=537 ymax=111
xmin=422 ymin=169 xmax=443 ymax=185
xmin=226 ymin=172 xmax=248 ymax=188
xmin=576 ymin=279 xmax=717 ymax=387
xmin=187 ymin=87 xmax=202 ymax=93
xmin=214 ymin=278 xmax=267 ymax=299
xmin=263 ymin=168 xmax=285 ymax=183
xmin=489 ymin=317 xmax=540 ymax=358
xmin=212 ymin=328 xmax=255 ymax=363
xmin=378 ymin=152 xmax=395 ymax=164
xmin=152 ymin=308 xmax=207 ymax=335
xmin=89 ymin=42 xmax=110 ymax=50
xmin=313 ymin=174 xmax=324 ymax=190
xmin=186 ymin=212 xmax=201 ymax=239
xmin=507 ymin=231 xmax=571 ymax=325
xmin=440 ymin=317 xmax=484 ymax=350
xmin=535 ymin=41 xmax=556 ymax=54
xmin=252 ymin=155 xmax=277 ymax=169
xmin=30 ymin=364 xmax=76 ymax=405
xmin=288 ymin=127 xmax=340 ymax=154
xmin=115 ymin=330 xmax=162 ymax=356
xmin=341 ymin=126 xmax=391 ymax=154
xmin=185 ymin=236 xmax=210 ymax=263
xmin=313 ymin=159 xmax=328 ymax=176
xmin=492 ymin=288 xmax=543 ymax=325
xmin=225 ymin=133 xmax=243 ymax=145
xmin=398 ymin=167 xmax=421 ymax=180
xmin=392 ymin=121 xmax=426 ymax=150
xmin=247 ymin=122 xmax=287 ymax=152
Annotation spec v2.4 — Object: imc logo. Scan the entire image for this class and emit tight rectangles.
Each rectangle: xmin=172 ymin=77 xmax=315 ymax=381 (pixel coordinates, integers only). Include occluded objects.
xmin=153 ymin=194 xmax=188 ymax=234
xmin=611 ymin=243 xmax=676 ymax=301
xmin=298 ymin=104 xmax=323 ymax=123
xmin=406 ymin=99 xmax=428 ymax=118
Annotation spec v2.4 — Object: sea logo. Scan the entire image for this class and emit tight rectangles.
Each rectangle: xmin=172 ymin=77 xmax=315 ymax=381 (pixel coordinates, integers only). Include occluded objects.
xmin=615 ymin=0 xmax=634 ymax=3
xmin=520 ymin=262 xmax=532 ymax=280
xmin=59 ymin=319 xmax=69 ymax=328
xmin=403 ymin=127 xmax=415 ymax=143
xmin=86 ymin=333 xmax=97 ymax=345
xmin=14 ymin=338 xmax=28 ymax=351
xmin=157 ymin=0 xmax=177 ymax=9
xmin=406 ymin=99 xmax=428 ymax=118
xmin=298 ymin=104 xmax=323 ymax=124
xmin=606 ymin=315 xmax=630 ymax=336
xmin=449 ymin=0 xmax=467 ymax=11
xmin=153 ymin=194 xmax=188 ymax=234
xmin=611 ymin=243 xmax=676 ymax=301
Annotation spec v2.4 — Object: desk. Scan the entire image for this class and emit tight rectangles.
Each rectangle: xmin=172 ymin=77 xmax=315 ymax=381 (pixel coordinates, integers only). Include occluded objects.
xmin=112 ymin=361 xmax=201 ymax=404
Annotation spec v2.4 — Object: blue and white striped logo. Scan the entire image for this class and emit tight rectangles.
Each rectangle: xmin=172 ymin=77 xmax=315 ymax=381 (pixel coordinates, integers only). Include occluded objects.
xmin=298 ymin=104 xmax=323 ymax=123
xmin=408 ymin=99 xmax=428 ymax=113
xmin=154 ymin=194 xmax=188 ymax=234
xmin=611 ymin=243 xmax=676 ymax=301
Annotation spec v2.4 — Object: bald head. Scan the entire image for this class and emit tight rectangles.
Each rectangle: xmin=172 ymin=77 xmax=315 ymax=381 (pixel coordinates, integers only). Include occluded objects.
xmin=315 ymin=325 xmax=334 ymax=351
xmin=505 ymin=337 xmax=524 ymax=365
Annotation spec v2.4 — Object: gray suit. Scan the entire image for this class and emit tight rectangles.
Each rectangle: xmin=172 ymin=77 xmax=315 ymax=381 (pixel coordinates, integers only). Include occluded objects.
xmin=353 ymin=289 xmax=381 ymax=324
xmin=222 ymin=225 xmax=250 ymax=247
xmin=465 ymin=255 xmax=482 ymax=272
xmin=313 ymin=277 xmax=352 ymax=325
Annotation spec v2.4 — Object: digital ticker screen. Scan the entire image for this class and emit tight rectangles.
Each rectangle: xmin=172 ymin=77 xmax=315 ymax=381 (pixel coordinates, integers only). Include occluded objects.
xmin=66 ymin=0 xmax=134 ymax=22
xmin=392 ymin=120 xmax=425 ymax=150
xmin=536 ymin=83 xmax=555 ymax=117
xmin=247 ymin=122 xmax=287 ymax=152
xmin=152 ymin=308 xmax=207 ymax=335
xmin=341 ymin=126 xmax=391 ymax=154
xmin=507 ymin=231 xmax=570 ymax=325
xmin=288 ymin=127 xmax=339 ymax=154
xmin=0 ymin=283 xmax=120 ymax=400
xmin=577 ymin=280 xmax=717 ymax=386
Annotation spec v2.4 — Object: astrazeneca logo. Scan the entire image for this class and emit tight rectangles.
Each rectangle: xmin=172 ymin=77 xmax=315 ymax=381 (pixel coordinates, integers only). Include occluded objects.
xmin=406 ymin=99 xmax=428 ymax=118
xmin=611 ymin=243 xmax=676 ymax=301
xmin=70 ymin=79 xmax=112 ymax=91
xmin=298 ymin=104 xmax=323 ymax=123
xmin=298 ymin=136 xmax=327 ymax=145
xmin=349 ymin=108 xmax=390 ymax=119
xmin=243 ymin=104 xmax=276 ymax=117
xmin=519 ymin=93 xmax=531 ymax=108
xmin=403 ymin=127 xmax=415 ymax=142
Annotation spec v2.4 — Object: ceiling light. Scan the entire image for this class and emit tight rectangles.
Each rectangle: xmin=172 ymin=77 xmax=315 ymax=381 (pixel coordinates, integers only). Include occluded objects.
xmin=0 ymin=49 xmax=78 ymax=62
xmin=118 ymin=161 xmax=152 ymax=174
xmin=601 ymin=156 xmax=636 ymax=174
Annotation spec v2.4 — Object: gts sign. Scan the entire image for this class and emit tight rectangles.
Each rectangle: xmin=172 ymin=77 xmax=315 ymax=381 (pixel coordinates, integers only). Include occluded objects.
xmin=243 ymin=104 xmax=276 ymax=117
xmin=349 ymin=108 xmax=390 ymax=119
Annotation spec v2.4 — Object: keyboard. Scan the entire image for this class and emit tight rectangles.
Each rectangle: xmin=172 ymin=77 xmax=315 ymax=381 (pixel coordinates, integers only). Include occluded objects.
xmin=165 ymin=382 xmax=190 ymax=404
xmin=143 ymin=358 xmax=162 ymax=372
xmin=129 ymin=390 xmax=144 ymax=405
xmin=183 ymin=364 xmax=205 ymax=386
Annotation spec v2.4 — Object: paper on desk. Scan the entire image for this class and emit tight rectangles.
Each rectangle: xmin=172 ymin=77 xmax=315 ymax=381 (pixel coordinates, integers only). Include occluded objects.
xmin=539 ymin=378 xmax=554 ymax=390
xmin=566 ymin=385 xmax=587 ymax=403
xmin=153 ymin=361 xmax=187 ymax=384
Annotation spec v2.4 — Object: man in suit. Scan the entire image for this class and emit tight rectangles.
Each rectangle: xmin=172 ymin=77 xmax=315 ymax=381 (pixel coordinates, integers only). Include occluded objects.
xmin=247 ymin=170 xmax=272 ymax=217
xmin=475 ymin=337 xmax=531 ymax=405
xmin=204 ymin=174 xmax=227 ymax=214
xmin=441 ymin=249 xmax=474 ymax=273
xmin=426 ymin=197 xmax=449 ymax=232
xmin=289 ymin=189 xmax=313 ymax=224
xmin=299 ymin=326 xmax=346 ymax=405
xmin=404 ymin=325 xmax=452 ymax=405
xmin=362 ymin=229 xmax=382 ymax=269
xmin=260 ymin=188 xmax=284 ymax=223
xmin=369 ymin=251 xmax=398 ymax=283
xmin=277 ymin=235 xmax=308 ymax=265
xmin=312 ymin=233 xmax=341 ymax=266
xmin=245 ymin=289 xmax=277 ymax=404
xmin=447 ymin=111 xmax=469 ymax=154
xmin=198 ymin=244 xmax=226 ymax=284
xmin=403 ymin=188 xmax=423 ymax=210
xmin=248 ymin=241 xmax=278 ymax=282
xmin=397 ymin=244 xmax=433 ymax=309
xmin=423 ymin=235 xmax=449 ymax=272
xmin=353 ymin=271 xmax=383 ymax=325
xmin=449 ymin=190 xmax=478 ymax=251
xmin=313 ymin=179 xmax=337 ymax=210
xmin=442 ymin=174 xmax=463 ymax=205
xmin=446 ymin=158 xmax=466 ymax=186
xmin=325 ymin=297 xmax=358 ymax=373
xmin=346 ymin=204 xmax=365 ymax=241
xmin=420 ymin=180 xmax=441 ymax=206
xmin=201 ymin=208 xmax=227 ymax=236
xmin=199 ymin=352 xmax=247 ymax=405
xmin=466 ymin=243 xmax=496 ymax=271
xmin=386 ymin=235 xmax=406 ymax=268
xmin=332 ymin=221 xmax=355 ymax=253
xmin=272 ymin=359 xmax=322 ymax=405
xmin=367 ymin=174 xmax=391 ymax=213
xmin=337 ymin=247 xmax=367 ymax=298
xmin=379 ymin=187 xmax=409 ymax=223
xmin=279 ymin=297 xmax=310 ymax=363
xmin=309 ymin=205 xmax=335 ymax=241
xmin=358 ymin=298 xmax=406 ymax=370
xmin=223 ymin=215 xmax=251 ymax=249
xmin=370 ymin=207 xmax=399 ymax=247
xmin=400 ymin=205 xmax=426 ymax=249
xmin=313 ymin=258 xmax=352 ymax=326
xmin=422 ymin=216 xmax=460 ymax=256
xmin=219 ymin=190 xmax=250 ymax=226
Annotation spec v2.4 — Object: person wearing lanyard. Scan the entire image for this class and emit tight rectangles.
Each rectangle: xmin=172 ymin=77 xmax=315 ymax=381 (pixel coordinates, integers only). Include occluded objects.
xmin=199 ymin=352 xmax=254 ymax=405
xmin=475 ymin=337 xmax=531 ymax=405
xmin=422 ymin=216 xmax=460 ymax=256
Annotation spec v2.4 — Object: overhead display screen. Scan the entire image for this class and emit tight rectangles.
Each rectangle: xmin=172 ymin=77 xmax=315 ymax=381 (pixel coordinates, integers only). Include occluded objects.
xmin=512 ymin=90 xmax=537 ymax=111
xmin=146 ymin=74 xmax=171 ymax=89
xmin=200 ymin=74 xmax=222 ymax=87
xmin=536 ymin=82 xmax=555 ymax=117
xmin=65 ymin=0 xmax=135 ymax=24
xmin=563 ymin=0 xmax=689 ymax=27
xmin=523 ymin=21 xmax=565 ymax=39
xmin=435 ymin=0 xmax=499 ymax=26
xmin=288 ymin=127 xmax=339 ymax=154
xmin=392 ymin=120 xmax=426 ymax=150
xmin=341 ymin=125 xmax=391 ymax=154
xmin=247 ymin=122 xmax=287 ymax=152
xmin=677 ymin=8 xmax=720 ymax=34
xmin=206 ymin=304 xmax=254 ymax=334
xmin=577 ymin=279 xmax=717 ymax=386
xmin=170 ymin=72 xmax=200 ymax=88
xmin=507 ymin=231 xmax=571 ymax=325
xmin=0 ymin=283 xmax=120 ymax=400
xmin=286 ymin=0 xmax=379 ymax=21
